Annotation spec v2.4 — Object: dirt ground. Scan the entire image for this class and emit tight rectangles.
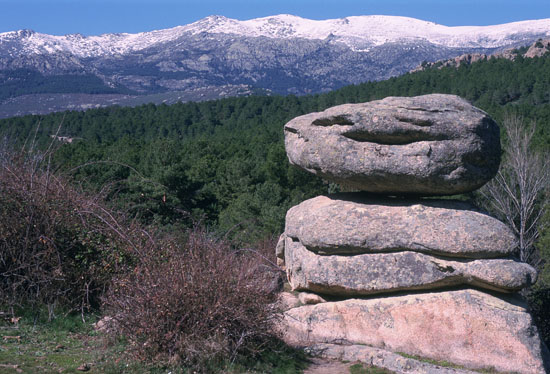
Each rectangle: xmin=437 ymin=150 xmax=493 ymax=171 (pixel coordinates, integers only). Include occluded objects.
xmin=303 ymin=357 xmax=356 ymax=374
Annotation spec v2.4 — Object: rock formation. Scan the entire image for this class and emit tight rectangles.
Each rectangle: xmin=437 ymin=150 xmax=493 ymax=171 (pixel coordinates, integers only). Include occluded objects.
xmin=278 ymin=94 xmax=547 ymax=373
xmin=283 ymin=194 xmax=517 ymax=258
xmin=284 ymin=290 xmax=544 ymax=373
xmin=284 ymin=94 xmax=501 ymax=195
xmin=284 ymin=238 xmax=536 ymax=296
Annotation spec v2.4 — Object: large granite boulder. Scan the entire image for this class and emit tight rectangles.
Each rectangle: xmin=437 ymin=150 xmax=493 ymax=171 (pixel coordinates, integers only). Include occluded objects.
xmin=281 ymin=289 xmax=547 ymax=374
xmin=284 ymin=94 xmax=500 ymax=195
xmin=284 ymin=238 xmax=536 ymax=296
xmin=284 ymin=194 xmax=517 ymax=258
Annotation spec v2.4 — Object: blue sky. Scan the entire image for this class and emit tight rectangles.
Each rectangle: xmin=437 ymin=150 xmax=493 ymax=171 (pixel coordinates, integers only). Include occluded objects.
xmin=1 ymin=0 xmax=549 ymax=35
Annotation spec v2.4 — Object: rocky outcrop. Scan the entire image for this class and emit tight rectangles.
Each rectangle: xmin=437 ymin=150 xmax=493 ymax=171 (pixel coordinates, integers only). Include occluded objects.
xmin=284 ymin=94 xmax=501 ymax=195
xmin=526 ymin=39 xmax=550 ymax=58
xmin=277 ymin=95 xmax=546 ymax=373
xmin=282 ymin=290 xmax=545 ymax=374
xmin=277 ymin=292 xmax=301 ymax=311
xmin=284 ymin=238 xmax=536 ymax=296
xmin=412 ymin=39 xmax=550 ymax=72
xmin=285 ymin=194 xmax=517 ymax=258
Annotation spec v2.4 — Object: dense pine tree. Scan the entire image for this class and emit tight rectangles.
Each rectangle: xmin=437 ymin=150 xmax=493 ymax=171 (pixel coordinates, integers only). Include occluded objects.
xmin=1 ymin=52 xmax=549 ymax=240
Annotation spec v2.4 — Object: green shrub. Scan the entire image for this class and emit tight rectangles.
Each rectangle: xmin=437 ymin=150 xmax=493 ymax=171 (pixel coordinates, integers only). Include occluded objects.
xmin=528 ymin=286 xmax=550 ymax=346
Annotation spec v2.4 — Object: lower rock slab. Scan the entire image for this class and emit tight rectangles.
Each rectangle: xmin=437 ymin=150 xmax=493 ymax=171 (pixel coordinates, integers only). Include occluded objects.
xmin=305 ymin=343 xmax=479 ymax=374
xmin=281 ymin=289 xmax=547 ymax=374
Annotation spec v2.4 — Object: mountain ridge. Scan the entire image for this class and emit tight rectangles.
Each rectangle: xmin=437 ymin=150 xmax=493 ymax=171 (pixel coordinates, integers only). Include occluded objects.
xmin=2 ymin=14 xmax=550 ymax=58
xmin=1 ymin=14 xmax=549 ymax=118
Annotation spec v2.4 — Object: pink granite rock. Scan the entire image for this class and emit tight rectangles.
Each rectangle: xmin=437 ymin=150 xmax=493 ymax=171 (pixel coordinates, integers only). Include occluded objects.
xmin=281 ymin=289 xmax=546 ymax=374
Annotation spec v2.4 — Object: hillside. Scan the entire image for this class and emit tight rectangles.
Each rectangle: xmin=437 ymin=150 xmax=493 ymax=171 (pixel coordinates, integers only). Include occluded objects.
xmin=0 ymin=49 xmax=549 ymax=241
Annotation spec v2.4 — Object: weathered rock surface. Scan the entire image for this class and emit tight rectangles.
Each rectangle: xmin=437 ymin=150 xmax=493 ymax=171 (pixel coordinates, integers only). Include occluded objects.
xmin=276 ymin=233 xmax=286 ymax=268
xmin=277 ymin=292 xmax=301 ymax=312
xmin=299 ymin=292 xmax=327 ymax=305
xmin=285 ymin=194 xmax=517 ymax=258
xmin=284 ymin=94 xmax=500 ymax=195
xmin=281 ymin=289 xmax=546 ymax=373
xmin=284 ymin=238 xmax=536 ymax=296
xmin=306 ymin=344 xmax=479 ymax=374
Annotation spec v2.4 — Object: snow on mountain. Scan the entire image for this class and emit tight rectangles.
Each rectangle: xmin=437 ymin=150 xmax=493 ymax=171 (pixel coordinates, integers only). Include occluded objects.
xmin=1 ymin=14 xmax=549 ymax=118
xmin=0 ymin=27 xmax=189 ymax=58
xmin=1 ymin=15 xmax=549 ymax=58
xmin=187 ymin=15 xmax=550 ymax=49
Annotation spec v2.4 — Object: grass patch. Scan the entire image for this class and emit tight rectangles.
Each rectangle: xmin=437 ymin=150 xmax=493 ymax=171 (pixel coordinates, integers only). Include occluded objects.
xmin=0 ymin=310 xmax=308 ymax=374
xmin=395 ymin=352 xmax=518 ymax=374
xmin=0 ymin=310 xmax=99 ymax=374
xmin=228 ymin=344 xmax=309 ymax=374
xmin=349 ymin=363 xmax=395 ymax=374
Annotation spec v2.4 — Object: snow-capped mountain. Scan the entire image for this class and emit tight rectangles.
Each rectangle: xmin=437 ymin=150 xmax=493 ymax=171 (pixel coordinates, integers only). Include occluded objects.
xmin=3 ymin=15 xmax=550 ymax=57
xmin=186 ymin=15 xmax=550 ymax=49
xmin=1 ymin=14 xmax=549 ymax=117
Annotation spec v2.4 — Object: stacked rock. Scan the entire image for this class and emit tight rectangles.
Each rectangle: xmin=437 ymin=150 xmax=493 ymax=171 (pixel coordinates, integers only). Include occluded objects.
xmin=277 ymin=94 xmax=547 ymax=374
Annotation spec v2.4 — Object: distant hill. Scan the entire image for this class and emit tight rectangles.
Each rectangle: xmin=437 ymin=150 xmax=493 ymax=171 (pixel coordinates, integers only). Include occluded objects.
xmin=1 ymin=15 xmax=549 ymax=118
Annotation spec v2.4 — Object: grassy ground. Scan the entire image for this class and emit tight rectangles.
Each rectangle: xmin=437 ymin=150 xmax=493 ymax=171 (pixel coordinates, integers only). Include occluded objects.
xmin=0 ymin=310 xmax=308 ymax=374
xmin=348 ymin=363 xmax=395 ymax=374
xmin=0 ymin=311 xmax=101 ymax=374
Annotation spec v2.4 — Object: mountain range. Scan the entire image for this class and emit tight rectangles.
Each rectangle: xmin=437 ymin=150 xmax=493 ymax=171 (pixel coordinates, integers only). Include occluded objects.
xmin=1 ymin=14 xmax=549 ymax=118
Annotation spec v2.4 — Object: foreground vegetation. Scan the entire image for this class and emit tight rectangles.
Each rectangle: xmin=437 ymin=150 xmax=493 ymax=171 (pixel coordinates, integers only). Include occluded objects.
xmin=0 ymin=311 xmax=308 ymax=374
xmin=0 ymin=312 xmax=101 ymax=374
xmin=0 ymin=49 xmax=549 ymax=372
xmin=0 ymin=149 xmax=304 ymax=373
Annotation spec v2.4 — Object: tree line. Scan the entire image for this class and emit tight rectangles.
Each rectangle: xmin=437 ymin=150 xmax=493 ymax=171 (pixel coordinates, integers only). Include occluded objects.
xmin=0 ymin=52 xmax=549 ymax=243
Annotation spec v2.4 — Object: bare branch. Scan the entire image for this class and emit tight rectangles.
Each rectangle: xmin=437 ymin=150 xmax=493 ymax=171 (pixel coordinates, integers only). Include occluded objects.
xmin=478 ymin=114 xmax=549 ymax=267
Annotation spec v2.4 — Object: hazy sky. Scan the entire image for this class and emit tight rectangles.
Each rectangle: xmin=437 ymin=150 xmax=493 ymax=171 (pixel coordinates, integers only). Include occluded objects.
xmin=1 ymin=0 xmax=549 ymax=35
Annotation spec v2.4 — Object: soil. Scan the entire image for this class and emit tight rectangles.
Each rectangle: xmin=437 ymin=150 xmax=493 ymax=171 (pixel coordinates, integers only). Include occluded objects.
xmin=303 ymin=357 xmax=355 ymax=374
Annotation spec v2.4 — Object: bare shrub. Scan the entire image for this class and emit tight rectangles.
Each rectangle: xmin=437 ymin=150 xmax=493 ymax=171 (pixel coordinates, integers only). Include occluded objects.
xmin=479 ymin=114 xmax=550 ymax=267
xmin=0 ymin=145 xmax=142 ymax=317
xmin=102 ymin=227 xmax=281 ymax=370
xmin=1 ymin=141 xmax=284 ymax=369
